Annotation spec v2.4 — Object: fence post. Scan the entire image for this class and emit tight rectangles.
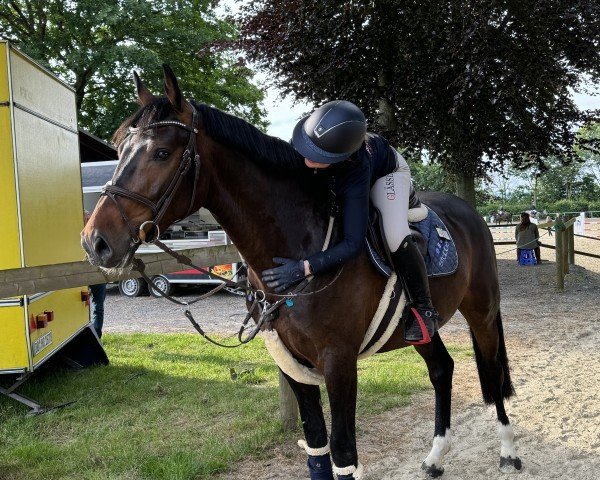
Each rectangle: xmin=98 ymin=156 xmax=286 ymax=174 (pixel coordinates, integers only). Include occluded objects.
xmin=562 ymin=228 xmax=569 ymax=275
xmin=555 ymin=221 xmax=564 ymax=290
xmin=278 ymin=370 xmax=298 ymax=430
xmin=568 ymin=224 xmax=575 ymax=265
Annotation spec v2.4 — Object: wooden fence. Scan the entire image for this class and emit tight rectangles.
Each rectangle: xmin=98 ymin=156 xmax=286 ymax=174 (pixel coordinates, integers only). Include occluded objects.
xmin=0 ymin=244 xmax=300 ymax=428
xmin=0 ymin=244 xmax=240 ymax=299
xmin=492 ymin=218 xmax=585 ymax=291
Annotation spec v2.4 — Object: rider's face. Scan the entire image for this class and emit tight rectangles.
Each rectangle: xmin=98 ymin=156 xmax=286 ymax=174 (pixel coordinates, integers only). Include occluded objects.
xmin=305 ymin=158 xmax=331 ymax=169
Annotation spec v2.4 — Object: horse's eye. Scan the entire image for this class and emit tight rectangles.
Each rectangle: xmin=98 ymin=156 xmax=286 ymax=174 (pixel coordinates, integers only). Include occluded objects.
xmin=155 ymin=149 xmax=170 ymax=160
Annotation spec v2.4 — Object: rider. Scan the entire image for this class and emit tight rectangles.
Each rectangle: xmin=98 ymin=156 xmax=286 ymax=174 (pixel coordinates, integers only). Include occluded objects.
xmin=261 ymin=100 xmax=439 ymax=345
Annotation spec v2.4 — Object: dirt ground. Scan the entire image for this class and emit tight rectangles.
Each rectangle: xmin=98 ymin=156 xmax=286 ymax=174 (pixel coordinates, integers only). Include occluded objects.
xmin=212 ymin=239 xmax=600 ymax=480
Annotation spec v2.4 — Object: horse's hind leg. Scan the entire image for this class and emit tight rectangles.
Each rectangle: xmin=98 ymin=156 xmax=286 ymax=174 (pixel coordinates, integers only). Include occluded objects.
xmin=460 ymin=304 xmax=522 ymax=474
xmin=414 ymin=333 xmax=454 ymax=478
xmin=280 ymin=370 xmax=334 ymax=479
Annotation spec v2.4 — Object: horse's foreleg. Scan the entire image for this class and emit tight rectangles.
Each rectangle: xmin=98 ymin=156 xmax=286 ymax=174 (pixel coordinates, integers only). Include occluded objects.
xmin=323 ymin=353 xmax=363 ymax=479
xmin=414 ymin=333 xmax=454 ymax=478
xmin=280 ymin=369 xmax=334 ymax=480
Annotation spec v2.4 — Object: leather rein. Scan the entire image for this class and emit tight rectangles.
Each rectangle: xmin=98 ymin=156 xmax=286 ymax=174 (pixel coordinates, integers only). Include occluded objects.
xmin=101 ymin=105 xmax=343 ymax=348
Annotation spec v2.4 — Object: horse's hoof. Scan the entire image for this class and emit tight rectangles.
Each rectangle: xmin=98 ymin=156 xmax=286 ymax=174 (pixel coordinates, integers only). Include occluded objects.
xmin=499 ymin=456 xmax=523 ymax=473
xmin=421 ymin=462 xmax=444 ymax=478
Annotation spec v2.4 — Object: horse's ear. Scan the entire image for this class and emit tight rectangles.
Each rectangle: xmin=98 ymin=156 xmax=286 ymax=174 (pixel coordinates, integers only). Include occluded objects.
xmin=163 ymin=64 xmax=183 ymax=112
xmin=133 ymin=71 xmax=154 ymax=106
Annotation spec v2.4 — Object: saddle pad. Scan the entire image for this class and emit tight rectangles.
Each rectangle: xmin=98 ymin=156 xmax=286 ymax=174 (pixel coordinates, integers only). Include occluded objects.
xmin=367 ymin=204 xmax=459 ymax=278
xmin=415 ymin=206 xmax=458 ymax=277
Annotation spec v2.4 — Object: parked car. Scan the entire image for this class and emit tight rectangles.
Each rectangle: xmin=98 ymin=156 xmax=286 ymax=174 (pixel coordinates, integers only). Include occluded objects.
xmin=118 ymin=262 xmax=246 ymax=298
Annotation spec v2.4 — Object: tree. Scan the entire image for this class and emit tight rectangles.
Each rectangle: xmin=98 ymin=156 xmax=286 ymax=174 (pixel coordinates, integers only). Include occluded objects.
xmin=535 ymin=157 xmax=596 ymax=205
xmin=238 ymin=0 xmax=600 ymax=205
xmin=406 ymin=156 xmax=454 ymax=194
xmin=0 ymin=0 xmax=266 ymax=139
xmin=576 ymin=122 xmax=600 ymax=184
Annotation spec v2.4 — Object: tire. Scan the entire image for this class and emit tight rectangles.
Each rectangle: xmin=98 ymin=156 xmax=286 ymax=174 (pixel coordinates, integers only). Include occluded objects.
xmin=118 ymin=278 xmax=148 ymax=297
xmin=150 ymin=275 xmax=173 ymax=297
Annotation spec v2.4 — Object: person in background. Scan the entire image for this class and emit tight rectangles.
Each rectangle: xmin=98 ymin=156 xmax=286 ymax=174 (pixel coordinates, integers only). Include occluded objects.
xmin=545 ymin=215 xmax=553 ymax=237
xmin=515 ymin=212 xmax=542 ymax=264
xmin=84 ymin=210 xmax=107 ymax=338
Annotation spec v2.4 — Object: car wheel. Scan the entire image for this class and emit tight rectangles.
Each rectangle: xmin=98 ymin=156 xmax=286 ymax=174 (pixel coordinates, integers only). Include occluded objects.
xmin=119 ymin=278 xmax=148 ymax=297
xmin=150 ymin=275 xmax=173 ymax=297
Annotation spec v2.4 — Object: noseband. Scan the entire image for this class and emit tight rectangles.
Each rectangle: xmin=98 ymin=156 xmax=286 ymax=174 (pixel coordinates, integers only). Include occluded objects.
xmin=102 ymin=107 xmax=201 ymax=245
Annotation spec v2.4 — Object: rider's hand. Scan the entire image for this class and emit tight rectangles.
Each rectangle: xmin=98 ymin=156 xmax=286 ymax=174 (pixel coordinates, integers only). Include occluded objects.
xmin=261 ymin=257 xmax=306 ymax=293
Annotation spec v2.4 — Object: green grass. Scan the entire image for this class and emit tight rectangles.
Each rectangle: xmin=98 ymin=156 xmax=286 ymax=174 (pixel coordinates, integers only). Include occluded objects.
xmin=0 ymin=334 xmax=472 ymax=480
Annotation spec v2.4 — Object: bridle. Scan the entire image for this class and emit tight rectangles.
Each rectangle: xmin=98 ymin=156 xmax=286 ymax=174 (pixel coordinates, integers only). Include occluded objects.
xmin=102 ymin=106 xmax=201 ymax=245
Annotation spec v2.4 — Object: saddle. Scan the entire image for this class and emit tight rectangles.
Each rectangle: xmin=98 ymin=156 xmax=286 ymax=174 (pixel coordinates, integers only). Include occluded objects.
xmin=366 ymin=187 xmax=458 ymax=278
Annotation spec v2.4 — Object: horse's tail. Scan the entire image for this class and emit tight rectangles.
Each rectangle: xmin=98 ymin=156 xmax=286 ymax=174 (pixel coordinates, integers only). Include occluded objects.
xmin=470 ymin=309 xmax=515 ymax=403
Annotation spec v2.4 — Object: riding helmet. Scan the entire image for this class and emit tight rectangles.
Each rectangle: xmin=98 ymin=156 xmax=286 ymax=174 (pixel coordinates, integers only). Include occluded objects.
xmin=292 ymin=100 xmax=367 ymax=164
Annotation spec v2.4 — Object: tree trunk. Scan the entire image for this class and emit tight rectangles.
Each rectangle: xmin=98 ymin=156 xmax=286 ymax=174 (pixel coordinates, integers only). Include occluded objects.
xmin=455 ymin=172 xmax=476 ymax=207
xmin=377 ymin=70 xmax=397 ymax=133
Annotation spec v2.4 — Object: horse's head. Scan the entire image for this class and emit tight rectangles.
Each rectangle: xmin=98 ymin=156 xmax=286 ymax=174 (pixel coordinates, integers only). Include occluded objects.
xmin=81 ymin=65 xmax=205 ymax=269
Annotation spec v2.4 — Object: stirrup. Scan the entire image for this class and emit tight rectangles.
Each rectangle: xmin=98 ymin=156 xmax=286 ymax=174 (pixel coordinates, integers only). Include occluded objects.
xmin=404 ymin=306 xmax=438 ymax=345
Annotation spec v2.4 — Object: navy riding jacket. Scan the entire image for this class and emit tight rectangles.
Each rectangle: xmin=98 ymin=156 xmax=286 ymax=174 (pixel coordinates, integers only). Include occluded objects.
xmin=305 ymin=133 xmax=397 ymax=274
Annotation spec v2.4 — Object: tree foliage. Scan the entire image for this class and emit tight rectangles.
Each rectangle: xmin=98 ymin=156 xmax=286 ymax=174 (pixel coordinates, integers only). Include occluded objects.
xmin=239 ymin=0 xmax=600 ymax=204
xmin=0 ymin=0 xmax=266 ymax=139
xmin=576 ymin=122 xmax=600 ymax=182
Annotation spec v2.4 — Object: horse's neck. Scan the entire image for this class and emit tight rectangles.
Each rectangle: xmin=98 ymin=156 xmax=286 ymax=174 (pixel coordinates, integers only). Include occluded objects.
xmin=201 ymin=141 xmax=328 ymax=273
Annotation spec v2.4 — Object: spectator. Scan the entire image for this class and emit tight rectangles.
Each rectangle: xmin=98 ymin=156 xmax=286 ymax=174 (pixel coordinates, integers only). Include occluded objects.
xmin=515 ymin=212 xmax=542 ymax=264
xmin=545 ymin=215 xmax=553 ymax=237
xmin=84 ymin=210 xmax=107 ymax=338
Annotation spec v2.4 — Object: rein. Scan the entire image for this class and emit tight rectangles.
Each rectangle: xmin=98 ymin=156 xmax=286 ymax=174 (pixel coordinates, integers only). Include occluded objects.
xmin=131 ymin=215 xmax=341 ymax=348
xmin=103 ymin=104 xmax=343 ymax=347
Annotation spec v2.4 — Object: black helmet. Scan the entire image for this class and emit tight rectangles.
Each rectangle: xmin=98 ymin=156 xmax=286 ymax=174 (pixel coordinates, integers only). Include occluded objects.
xmin=292 ymin=100 xmax=367 ymax=164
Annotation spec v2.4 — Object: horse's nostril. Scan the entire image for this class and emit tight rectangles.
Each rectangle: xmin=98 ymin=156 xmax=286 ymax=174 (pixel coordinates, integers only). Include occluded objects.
xmin=93 ymin=233 xmax=112 ymax=261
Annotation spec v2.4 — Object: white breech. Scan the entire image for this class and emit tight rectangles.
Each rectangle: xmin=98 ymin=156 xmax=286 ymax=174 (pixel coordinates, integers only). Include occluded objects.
xmin=370 ymin=151 xmax=412 ymax=252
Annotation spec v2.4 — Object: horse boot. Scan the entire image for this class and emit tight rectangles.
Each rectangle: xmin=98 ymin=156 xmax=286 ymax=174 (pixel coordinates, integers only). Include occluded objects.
xmin=299 ymin=441 xmax=334 ymax=480
xmin=391 ymin=235 xmax=440 ymax=345
xmin=307 ymin=454 xmax=334 ymax=480
xmin=333 ymin=463 xmax=365 ymax=479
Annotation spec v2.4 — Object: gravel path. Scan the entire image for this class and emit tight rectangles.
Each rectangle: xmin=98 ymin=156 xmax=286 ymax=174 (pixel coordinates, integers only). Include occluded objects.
xmin=103 ymin=285 xmax=246 ymax=335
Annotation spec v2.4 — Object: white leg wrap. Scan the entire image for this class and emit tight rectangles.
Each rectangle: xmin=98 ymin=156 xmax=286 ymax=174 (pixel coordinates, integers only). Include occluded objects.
xmin=297 ymin=439 xmax=330 ymax=456
xmin=498 ymin=423 xmax=518 ymax=458
xmin=332 ymin=462 xmax=364 ymax=479
xmin=423 ymin=430 xmax=452 ymax=469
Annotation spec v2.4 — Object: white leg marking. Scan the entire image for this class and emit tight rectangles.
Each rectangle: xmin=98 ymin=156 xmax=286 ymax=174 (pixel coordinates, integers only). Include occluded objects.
xmin=423 ymin=429 xmax=452 ymax=468
xmin=498 ymin=423 xmax=518 ymax=459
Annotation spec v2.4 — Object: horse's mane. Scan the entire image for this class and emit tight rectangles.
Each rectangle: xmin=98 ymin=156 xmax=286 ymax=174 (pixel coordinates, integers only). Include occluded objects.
xmin=192 ymin=101 xmax=304 ymax=170
xmin=113 ymin=98 xmax=304 ymax=171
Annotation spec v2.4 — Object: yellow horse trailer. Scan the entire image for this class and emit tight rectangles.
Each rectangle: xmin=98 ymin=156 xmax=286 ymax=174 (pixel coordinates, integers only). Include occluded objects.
xmin=0 ymin=42 xmax=107 ymax=412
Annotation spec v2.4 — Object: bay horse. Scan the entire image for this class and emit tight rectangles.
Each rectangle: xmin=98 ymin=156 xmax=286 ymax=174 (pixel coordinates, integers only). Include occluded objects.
xmin=81 ymin=66 xmax=521 ymax=478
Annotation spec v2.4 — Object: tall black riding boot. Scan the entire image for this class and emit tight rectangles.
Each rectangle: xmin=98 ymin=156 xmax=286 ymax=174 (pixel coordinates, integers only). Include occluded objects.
xmin=391 ymin=236 xmax=440 ymax=345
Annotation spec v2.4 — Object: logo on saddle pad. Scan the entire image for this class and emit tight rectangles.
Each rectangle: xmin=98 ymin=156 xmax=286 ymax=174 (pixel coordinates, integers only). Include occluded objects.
xmin=385 ymin=175 xmax=396 ymax=200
